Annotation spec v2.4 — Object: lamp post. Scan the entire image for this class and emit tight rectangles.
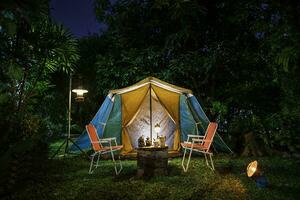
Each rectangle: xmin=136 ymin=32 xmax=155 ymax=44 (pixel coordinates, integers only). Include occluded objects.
xmin=51 ymin=75 xmax=89 ymax=159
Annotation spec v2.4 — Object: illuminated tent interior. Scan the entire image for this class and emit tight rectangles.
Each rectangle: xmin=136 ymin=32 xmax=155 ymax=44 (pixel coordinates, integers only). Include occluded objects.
xmin=71 ymin=77 xmax=232 ymax=154
xmin=126 ymin=88 xmax=176 ymax=149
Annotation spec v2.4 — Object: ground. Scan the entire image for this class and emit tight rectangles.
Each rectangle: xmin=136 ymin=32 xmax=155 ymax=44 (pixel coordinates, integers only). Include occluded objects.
xmin=8 ymin=151 xmax=300 ymax=200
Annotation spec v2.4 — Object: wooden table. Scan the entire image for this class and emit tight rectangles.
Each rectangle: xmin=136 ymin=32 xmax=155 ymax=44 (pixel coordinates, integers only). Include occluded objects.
xmin=136 ymin=146 xmax=168 ymax=177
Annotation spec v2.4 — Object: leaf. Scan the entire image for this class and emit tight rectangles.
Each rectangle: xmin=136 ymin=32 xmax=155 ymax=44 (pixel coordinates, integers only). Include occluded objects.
xmin=276 ymin=47 xmax=296 ymax=73
xmin=0 ymin=93 xmax=10 ymax=104
xmin=8 ymin=64 xmax=23 ymax=81
xmin=4 ymin=20 xmax=17 ymax=36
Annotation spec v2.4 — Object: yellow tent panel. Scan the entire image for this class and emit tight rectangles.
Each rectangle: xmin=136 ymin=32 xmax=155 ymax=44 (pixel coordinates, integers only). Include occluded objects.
xmin=111 ymin=77 xmax=190 ymax=153
xmin=121 ymin=84 xmax=149 ymax=153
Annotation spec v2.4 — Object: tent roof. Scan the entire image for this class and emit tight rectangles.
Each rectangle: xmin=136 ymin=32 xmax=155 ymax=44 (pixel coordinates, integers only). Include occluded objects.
xmin=109 ymin=77 xmax=193 ymax=95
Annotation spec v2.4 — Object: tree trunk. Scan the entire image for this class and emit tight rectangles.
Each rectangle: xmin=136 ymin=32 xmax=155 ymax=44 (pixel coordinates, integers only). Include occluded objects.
xmin=241 ymin=132 xmax=267 ymax=157
xmin=17 ymin=65 xmax=29 ymax=112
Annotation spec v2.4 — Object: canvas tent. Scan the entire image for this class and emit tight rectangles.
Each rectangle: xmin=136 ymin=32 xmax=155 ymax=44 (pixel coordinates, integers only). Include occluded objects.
xmin=71 ymin=77 xmax=232 ymax=154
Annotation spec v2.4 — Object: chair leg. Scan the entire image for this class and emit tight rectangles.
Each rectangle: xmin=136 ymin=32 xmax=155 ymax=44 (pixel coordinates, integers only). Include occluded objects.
xmin=95 ymin=153 xmax=101 ymax=168
xmin=182 ymin=148 xmax=192 ymax=172
xmin=204 ymin=153 xmax=214 ymax=171
xmin=209 ymin=154 xmax=215 ymax=170
xmin=203 ymin=153 xmax=214 ymax=171
xmin=89 ymin=154 xmax=95 ymax=174
xmin=116 ymin=154 xmax=123 ymax=175
xmin=204 ymin=153 xmax=209 ymax=166
xmin=110 ymin=150 xmax=122 ymax=175
xmin=181 ymin=148 xmax=187 ymax=172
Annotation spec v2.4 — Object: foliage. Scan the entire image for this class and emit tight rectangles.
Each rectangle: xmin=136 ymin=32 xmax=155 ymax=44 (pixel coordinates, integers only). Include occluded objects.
xmin=82 ymin=0 xmax=300 ymax=154
xmin=0 ymin=0 xmax=79 ymax=194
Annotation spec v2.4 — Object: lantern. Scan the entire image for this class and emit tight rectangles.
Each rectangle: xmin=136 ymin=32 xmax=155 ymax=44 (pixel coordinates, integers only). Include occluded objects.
xmin=72 ymin=86 xmax=88 ymax=102
xmin=72 ymin=75 xmax=88 ymax=102
xmin=154 ymin=124 xmax=161 ymax=135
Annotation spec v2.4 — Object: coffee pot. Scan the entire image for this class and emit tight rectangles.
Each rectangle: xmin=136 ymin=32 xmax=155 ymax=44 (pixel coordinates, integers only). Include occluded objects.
xmin=158 ymin=136 xmax=166 ymax=147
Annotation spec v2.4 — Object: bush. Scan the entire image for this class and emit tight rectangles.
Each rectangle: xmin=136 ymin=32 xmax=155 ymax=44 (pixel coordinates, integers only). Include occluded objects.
xmin=0 ymin=115 xmax=49 ymax=197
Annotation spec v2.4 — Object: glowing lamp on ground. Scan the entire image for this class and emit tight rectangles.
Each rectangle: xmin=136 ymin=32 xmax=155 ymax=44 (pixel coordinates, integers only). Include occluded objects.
xmin=246 ymin=160 xmax=268 ymax=188
xmin=72 ymin=87 xmax=88 ymax=102
xmin=247 ymin=160 xmax=259 ymax=177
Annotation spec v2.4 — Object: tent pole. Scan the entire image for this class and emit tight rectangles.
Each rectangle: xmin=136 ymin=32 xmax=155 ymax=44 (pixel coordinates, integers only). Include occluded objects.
xmin=150 ymin=84 xmax=152 ymax=141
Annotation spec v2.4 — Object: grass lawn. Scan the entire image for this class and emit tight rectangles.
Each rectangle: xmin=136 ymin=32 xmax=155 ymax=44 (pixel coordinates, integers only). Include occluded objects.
xmin=9 ymin=154 xmax=300 ymax=200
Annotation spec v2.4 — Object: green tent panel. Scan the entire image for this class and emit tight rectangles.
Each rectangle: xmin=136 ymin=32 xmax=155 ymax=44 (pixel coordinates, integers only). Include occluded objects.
xmin=102 ymin=94 xmax=122 ymax=145
xmin=179 ymin=94 xmax=197 ymax=141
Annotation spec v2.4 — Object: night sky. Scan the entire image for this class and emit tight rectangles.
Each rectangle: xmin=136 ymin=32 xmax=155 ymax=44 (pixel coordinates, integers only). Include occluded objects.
xmin=50 ymin=0 xmax=105 ymax=38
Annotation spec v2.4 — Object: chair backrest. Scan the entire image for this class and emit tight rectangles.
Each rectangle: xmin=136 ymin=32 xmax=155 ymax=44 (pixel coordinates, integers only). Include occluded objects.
xmin=86 ymin=124 xmax=102 ymax=151
xmin=202 ymin=122 xmax=218 ymax=150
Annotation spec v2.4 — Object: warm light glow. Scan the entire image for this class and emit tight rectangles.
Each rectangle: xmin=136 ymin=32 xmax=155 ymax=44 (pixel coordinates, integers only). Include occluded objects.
xmin=250 ymin=167 xmax=256 ymax=172
xmin=247 ymin=160 xmax=258 ymax=177
xmin=72 ymin=89 xmax=88 ymax=96
xmin=154 ymin=124 xmax=161 ymax=134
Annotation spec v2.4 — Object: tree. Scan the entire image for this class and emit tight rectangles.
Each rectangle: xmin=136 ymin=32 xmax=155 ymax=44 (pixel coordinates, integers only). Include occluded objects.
xmin=89 ymin=0 xmax=300 ymax=154
xmin=0 ymin=0 xmax=79 ymax=194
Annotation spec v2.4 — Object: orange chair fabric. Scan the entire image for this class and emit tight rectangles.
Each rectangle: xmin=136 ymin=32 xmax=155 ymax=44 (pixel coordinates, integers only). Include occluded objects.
xmin=86 ymin=124 xmax=102 ymax=151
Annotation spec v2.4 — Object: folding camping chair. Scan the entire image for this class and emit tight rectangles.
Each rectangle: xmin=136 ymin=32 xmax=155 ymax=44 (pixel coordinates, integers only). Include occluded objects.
xmin=86 ymin=124 xmax=123 ymax=175
xmin=181 ymin=122 xmax=218 ymax=172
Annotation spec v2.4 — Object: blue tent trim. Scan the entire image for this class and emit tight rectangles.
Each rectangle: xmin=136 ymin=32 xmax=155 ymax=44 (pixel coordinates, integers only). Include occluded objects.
xmin=180 ymin=95 xmax=197 ymax=142
xmin=187 ymin=95 xmax=233 ymax=153
xmin=69 ymin=95 xmax=114 ymax=151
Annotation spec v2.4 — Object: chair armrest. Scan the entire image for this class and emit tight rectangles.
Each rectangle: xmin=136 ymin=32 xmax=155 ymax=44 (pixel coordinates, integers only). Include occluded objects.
xmin=188 ymin=134 xmax=205 ymax=138
xmin=192 ymin=138 xmax=211 ymax=143
xmin=100 ymin=137 xmax=119 ymax=146
xmin=100 ymin=137 xmax=116 ymax=142
xmin=186 ymin=134 xmax=205 ymax=142
xmin=90 ymin=141 xmax=100 ymax=144
xmin=99 ymin=140 xmax=110 ymax=144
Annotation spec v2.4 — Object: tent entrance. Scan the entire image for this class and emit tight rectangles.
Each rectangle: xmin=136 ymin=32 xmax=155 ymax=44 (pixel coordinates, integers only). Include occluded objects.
xmin=126 ymin=88 xmax=176 ymax=149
